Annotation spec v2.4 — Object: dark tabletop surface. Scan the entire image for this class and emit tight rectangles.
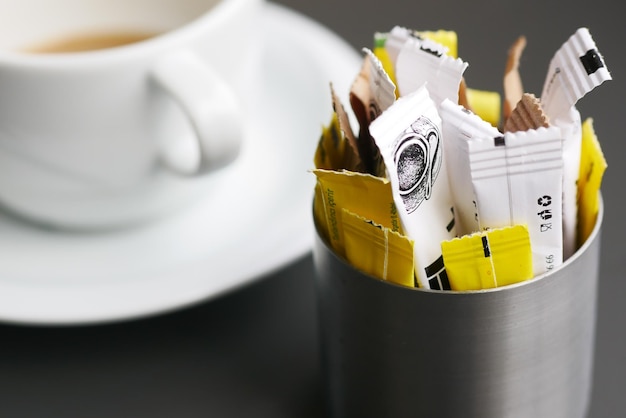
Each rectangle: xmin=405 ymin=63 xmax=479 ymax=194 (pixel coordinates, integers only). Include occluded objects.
xmin=1 ymin=0 xmax=624 ymax=416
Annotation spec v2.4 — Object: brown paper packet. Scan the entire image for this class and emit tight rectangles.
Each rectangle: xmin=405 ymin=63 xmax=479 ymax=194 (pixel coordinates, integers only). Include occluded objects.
xmin=349 ymin=52 xmax=394 ymax=177
xmin=503 ymin=92 xmax=550 ymax=132
xmin=458 ymin=78 xmax=471 ymax=110
xmin=503 ymin=36 xmax=527 ymax=124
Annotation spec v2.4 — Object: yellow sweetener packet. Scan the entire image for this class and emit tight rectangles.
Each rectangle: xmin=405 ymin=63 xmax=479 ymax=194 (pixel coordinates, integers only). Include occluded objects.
xmin=441 ymin=225 xmax=533 ymax=291
xmin=314 ymin=112 xmax=352 ymax=170
xmin=465 ymin=88 xmax=501 ymax=128
xmin=342 ymin=209 xmax=415 ymax=288
xmin=313 ymin=181 xmax=330 ymax=244
xmin=313 ymin=169 xmax=402 ymax=257
xmin=577 ymin=118 xmax=607 ymax=247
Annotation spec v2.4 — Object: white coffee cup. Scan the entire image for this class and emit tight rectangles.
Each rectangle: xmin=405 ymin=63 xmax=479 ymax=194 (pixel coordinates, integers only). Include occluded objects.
xmin=0 ymin=0 xmax=263 ymax=229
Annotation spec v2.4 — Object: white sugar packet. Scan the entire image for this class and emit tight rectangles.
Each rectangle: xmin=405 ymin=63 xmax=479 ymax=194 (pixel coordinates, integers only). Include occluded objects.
xmin=383 ymin=26 xmax=428 ymax=67
xmin=440 ymin=99 xmax=502 ymax=236
xmin=469 ymin=127 xmax=564 ymax=276
xmin=371 ymin=85 xmax=457 ymax=289
xmin=395 ymin=36 xmax=468 ymax=105
xmin=541 ymin=28 xmax=611 ymax=118
xmin=541 ymin=27 xmax=611 ymax=259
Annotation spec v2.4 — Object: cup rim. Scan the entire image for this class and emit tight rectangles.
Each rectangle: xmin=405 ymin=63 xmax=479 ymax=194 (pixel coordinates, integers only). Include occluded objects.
xmin=315 ymin=194 xmax=604 ymax=295
xmin=0 ymin=0 xmax=258 ymax=67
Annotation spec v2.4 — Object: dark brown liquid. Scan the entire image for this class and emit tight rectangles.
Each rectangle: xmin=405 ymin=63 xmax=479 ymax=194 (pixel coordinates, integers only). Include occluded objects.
xmin=24 ymin=31 xmax=159 ymax=53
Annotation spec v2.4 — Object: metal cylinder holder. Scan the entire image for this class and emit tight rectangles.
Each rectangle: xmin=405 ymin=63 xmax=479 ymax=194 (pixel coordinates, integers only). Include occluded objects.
xmin=313 ymin=204 xmax=603 ymax=418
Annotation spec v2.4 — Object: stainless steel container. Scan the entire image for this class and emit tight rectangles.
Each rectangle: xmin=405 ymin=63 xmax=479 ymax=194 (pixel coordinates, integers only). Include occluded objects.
xmin=313 ymin=203 xmax=603 ymax=418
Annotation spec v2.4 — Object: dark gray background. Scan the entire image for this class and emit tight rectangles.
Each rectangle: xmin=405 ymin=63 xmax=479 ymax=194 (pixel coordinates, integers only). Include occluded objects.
xmin=0 ymin=0 xmax=623 ymax=416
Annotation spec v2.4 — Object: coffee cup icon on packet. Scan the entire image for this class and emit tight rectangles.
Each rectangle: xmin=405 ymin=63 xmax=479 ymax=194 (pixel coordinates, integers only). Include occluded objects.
xmin=393 ymin=115 xmax=442 ymax=214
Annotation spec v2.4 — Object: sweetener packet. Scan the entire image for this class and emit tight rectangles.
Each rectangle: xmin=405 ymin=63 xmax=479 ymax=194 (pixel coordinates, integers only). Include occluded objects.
xmin=395 ymin=36 xmax=468 ymax=105
xmin=503 ymin=36 xmax=527 ymax=123
xmin=420 ymin=30 xmax=458 ymax=59
xmin=503 ymin=92 xmax=550 ymax=133
xmin=371 ymin=85 xmax=457 ymax=289
xmin=541 ymin=28 xmax=611 ymax=120
xmin=349 ymin=48 xmax=396 ymax=176
xmin=577 ymin=118 xmax=607 ymax=247
xmin=441 ymin=224 xmax=533 ymax=291
xmin=378 ymin=27 xmax=502 ymax=127
xmin=342 ymin=208 xmax=415 ymax=288
xmin=383 ymin=26 xmax=457 ymax=64
xmin=440 ymin=99 xmax=502 ymax=236
xmin=376 ymin=25 xmax=467 ymax=103
xmin=469 ymin=126 xmax=564 ymax=276
xmin=541 ymin=27 xmax=611 ymax=259
xmin=464 ymin=87 xmax=501 ymax=128
xmin=313 ymin=169 xmax=402 ymax=258
xmin=383 ymin=26 xmax=424 ymax=67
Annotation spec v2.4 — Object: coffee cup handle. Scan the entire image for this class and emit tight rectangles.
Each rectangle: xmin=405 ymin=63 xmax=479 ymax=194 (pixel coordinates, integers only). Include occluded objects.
xmin=150 ymin=50 xmax=243 ymax=175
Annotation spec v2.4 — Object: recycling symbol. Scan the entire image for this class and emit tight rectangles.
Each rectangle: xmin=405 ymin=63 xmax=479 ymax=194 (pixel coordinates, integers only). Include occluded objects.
xmin=538 ymin=195 xmax=552 ymax=207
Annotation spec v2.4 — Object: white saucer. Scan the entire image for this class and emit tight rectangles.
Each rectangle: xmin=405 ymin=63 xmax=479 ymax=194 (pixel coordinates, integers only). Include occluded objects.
xmin=0 ymin=3 xmax=361 ymax=325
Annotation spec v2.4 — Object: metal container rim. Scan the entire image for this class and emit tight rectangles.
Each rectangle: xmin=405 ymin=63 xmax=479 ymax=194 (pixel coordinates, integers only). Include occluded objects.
xmin=314 ymin=194 xmax=604 ymax=295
